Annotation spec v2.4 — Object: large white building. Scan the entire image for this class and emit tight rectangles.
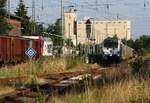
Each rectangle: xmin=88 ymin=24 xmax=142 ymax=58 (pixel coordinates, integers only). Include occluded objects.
xmin=64 ymin=8 xmax=131 ymax=45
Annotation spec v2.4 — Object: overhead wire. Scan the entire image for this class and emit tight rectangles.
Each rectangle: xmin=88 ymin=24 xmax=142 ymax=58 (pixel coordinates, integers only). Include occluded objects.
xmin=9 ymin=0 xmax=150 ymax=32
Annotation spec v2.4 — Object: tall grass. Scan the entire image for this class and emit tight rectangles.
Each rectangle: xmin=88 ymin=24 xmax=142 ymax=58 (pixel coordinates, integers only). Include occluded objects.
xmin=0 ymin=57 xmax=99 ymax=78
xmin=50 ymin=59 xmax=150 ymax=103
xmin=0 ymin=56 xmax=99 ymax=97
xmin=0 ymin=86 xmax=15 ymax=95
xmin=51 ymin=77 xmax=150 ymax=103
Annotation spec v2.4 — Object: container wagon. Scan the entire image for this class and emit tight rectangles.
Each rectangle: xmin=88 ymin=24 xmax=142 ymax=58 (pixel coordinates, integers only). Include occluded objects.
xmin=0 ymin=36 xmax=44 ymax=64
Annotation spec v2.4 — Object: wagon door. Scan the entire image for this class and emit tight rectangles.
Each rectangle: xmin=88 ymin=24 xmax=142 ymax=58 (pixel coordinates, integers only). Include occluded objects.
xmin=32 ymin=40 xmax=40 ymax=60
xmin=12 ymin=37 xmax=22 ymax=62
xmin=0 ymin=37 xmax=2 ymax=62
xmin=21 ymin=39 xmax=29 ymax=62
xmin=1 ymin=37 xmax=11 ymax=63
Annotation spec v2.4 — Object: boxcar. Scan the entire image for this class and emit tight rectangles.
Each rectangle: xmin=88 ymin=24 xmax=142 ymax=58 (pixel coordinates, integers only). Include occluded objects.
xmin=0 ymin=36 xmax=43 ymax=64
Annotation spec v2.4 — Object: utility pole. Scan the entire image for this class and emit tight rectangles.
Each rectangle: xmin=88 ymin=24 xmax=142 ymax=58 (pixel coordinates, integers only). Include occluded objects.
xmin=42 ymin=0 xmax=44 ymax=10
xmin=117 ymin=14 xmax=119 ymax=20
xmin=32 ymin=0 xmax=36 ymax=33
xmin=61 ymin=0 xmax=63 ymax=37
xmin=32 ymin=0 xmax=35 ymax=22
xmin=7 ymin=0 xmax=10 ymax=20
xmin=95 ymin=0 xmax=98 ymax=11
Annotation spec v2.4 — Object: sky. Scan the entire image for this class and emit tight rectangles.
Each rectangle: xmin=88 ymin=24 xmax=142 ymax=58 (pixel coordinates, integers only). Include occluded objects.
xmin=9 ymin=0 xmax=150 ymax=38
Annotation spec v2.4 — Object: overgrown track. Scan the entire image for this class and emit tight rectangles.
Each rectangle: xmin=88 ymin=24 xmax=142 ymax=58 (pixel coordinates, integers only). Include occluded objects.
xmin=0 ymin=67 xmax=112 ymax=103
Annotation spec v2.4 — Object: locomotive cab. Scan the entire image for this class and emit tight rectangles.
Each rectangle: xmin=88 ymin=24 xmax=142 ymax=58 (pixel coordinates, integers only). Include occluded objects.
xmin=42 ymin=37 xmax=53 ymax=56
xmin=102 ymin=37 xmax=121 ymax=62
xmin=22 ymin=36 xmax=53 ymax=56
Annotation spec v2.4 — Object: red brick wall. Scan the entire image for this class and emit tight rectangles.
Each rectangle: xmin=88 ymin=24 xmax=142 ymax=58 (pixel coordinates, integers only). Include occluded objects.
xmin=7 ymin=19 xmax=21 ymax=36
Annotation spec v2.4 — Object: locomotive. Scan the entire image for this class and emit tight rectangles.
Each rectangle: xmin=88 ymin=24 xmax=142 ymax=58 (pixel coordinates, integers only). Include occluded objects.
xmin=101 ymin=37 xmax=134 ymax=62
xmin=0 ymin=35 xmax=53 ymax=65
xmin=79 ymin=37 xmax=134 ymax=64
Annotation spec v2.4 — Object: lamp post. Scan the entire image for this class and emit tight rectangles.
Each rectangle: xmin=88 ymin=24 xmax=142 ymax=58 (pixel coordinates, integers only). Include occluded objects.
xmin=31 ymin=0 xmax=36 ymax=34
xmin=61 ymin=0 xmax=63 ymax=36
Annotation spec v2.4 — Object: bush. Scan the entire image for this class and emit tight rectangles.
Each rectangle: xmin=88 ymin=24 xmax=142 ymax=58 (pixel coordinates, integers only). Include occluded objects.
xmin=131 ymin=56 xmax=150 ymax=77
xmin=131 ymin=56 xmax=144 ymax=74
xmin=65 ymin=56 xmax=80 ymax=70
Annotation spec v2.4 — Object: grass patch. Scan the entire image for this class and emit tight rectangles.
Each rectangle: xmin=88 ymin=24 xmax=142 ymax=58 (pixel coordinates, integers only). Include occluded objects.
xmin=51 ymin=77 xmax=150 ymax=103
xmin=50 ymin=59 xmax=150 ymax=103
xmin=0 ymin=57 xmax=99 ymax=78
xmin=0 ymin=86 xmax=15 ymax=95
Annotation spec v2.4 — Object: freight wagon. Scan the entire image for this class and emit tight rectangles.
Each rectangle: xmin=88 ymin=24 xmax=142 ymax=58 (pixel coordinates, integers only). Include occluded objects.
xmin=0 ymin=36 xmax=52 ymax=65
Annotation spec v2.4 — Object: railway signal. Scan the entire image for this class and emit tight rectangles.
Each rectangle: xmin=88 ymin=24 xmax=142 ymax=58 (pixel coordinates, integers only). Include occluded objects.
xmin=25 ymin=47 xmax=37 ymax=59
xmin=25 ymin=40 xmax=37 ymax=60
xmin=86 ymin=19 xmax=92 ymax=39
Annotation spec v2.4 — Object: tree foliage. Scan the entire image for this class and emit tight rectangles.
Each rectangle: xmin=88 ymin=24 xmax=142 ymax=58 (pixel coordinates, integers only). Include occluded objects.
xmin=15 ymin=0 xmax=29 ymax=19
xmin=47 ymin=19 xmax=64 ymax=46
xmin=15 ymin=0 xmax=44 ymax=36
xmin=66 ymin=38 xmax=74 ymax=47
xmin=122 ymin=35 xmax=150 ymax=55
xmin=131 ymin=56 xmax=144 ymax=74
xmin=0 ymin=0 xmax=12 ymax=35
xmin=47 ymin=19 xmax=74 ymax=47
xmin=15 ymin=0 xmax=32 ymax=35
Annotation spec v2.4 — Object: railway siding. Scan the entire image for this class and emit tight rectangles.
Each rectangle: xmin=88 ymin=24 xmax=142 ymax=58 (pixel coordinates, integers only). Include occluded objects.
xmin=0 ymin=67 xmax=112 ymax=103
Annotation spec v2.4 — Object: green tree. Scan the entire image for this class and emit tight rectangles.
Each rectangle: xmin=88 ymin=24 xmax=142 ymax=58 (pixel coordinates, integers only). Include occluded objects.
xmin=66 ymin=38 xmax=74 ymax=47
xmin=15 ymin=0 xmax=29 ymax=19
xmin=112 ymin=35 xmax=118 ymax=40
xmin=47 ymin=19 xmax=64 ymax=46
xmin=122 ymin=39 xmax=134 ymax=48
xmin=0 ymin=0 xmax=12 ymax=34
xmin=139 ymin=35 xmax=150 ymax=52
xmin=131 ymin=56 xmax=144 ymax=74
xmin=134 ymin=38 xmax=144 ymax=55
xmin=122 ymin=35 xmax=150 ymax=55
xmin=15 ymin=0 xmax=32 ymax=35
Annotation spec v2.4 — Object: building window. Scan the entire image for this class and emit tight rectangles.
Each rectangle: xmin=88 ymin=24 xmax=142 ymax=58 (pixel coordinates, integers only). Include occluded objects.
xmin=95 ymin=22 xmax=98 ymax=24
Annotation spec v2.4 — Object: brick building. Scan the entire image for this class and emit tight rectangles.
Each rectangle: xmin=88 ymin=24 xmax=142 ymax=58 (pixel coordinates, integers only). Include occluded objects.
xmin=7 ymin=15 xmax=22 ymax=36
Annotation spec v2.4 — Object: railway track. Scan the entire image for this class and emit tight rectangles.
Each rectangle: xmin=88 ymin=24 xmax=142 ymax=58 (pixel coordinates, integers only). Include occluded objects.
xmin=0 ymin=67 xmax=112 ymax=103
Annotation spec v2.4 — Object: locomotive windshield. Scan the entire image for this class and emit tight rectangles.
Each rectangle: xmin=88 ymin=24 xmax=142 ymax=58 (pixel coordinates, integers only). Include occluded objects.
xmin=103 ymin=38 xmax=118 ymax=48
xmin=47 ymin=44 xmax=52 ymax=53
